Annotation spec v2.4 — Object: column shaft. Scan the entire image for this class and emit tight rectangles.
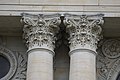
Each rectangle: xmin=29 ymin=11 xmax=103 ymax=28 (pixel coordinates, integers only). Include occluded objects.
xmin=27 ymin=49 xmax=53 ymax=80
xmin=69 ymin=50 xmax=96 ymax=80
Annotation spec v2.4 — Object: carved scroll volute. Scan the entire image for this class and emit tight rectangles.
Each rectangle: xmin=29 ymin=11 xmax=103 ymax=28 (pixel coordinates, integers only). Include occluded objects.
xmin=64 ymin=14 xmax=104 ymax=52
xmin=21 ymin=13 xmax=61 ymax=51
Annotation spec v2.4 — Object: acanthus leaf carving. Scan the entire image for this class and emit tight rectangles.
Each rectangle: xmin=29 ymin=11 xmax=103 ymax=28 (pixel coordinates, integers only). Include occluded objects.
xmin=64 ymin=14 xmax=104 ymax=52
xmin=21 ymin=13 xmax=61 ymax=51
xmin=11 ymin=51 xmax=27 ymax=80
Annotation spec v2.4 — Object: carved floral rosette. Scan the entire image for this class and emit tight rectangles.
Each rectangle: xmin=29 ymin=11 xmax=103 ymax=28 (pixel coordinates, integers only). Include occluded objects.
xmin=64 ymin=14 xmax=104 ymax=52
xmin=21 ymin=13 xmax=61 ymax=51
xmin=102 ymin=39 xmax=120 ymax=59
xmin=97 ymin=39 xmax=120 ymax=80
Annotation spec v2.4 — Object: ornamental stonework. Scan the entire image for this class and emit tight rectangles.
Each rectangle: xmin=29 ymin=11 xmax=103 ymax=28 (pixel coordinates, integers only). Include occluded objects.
xmin=64 ymin=14 xmax=104 ymax=52
xmin=0 ymin=46 xmax=27 ymax=80
xmin=102 ymin=39 xmax=120 ymax=59
xmin=21 ymin=13 xmax=61 ymax=51
xmin=97 ymin=39 xmax=120 ymax=80
xmin=0 ymin=46 xmax=17 ymax=80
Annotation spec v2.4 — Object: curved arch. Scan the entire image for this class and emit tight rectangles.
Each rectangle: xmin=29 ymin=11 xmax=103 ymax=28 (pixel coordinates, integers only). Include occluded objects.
xmin=107 ymin=58 xmax=120 ymax=80
xmin=0 ymin=45 xmax=17 ymax=80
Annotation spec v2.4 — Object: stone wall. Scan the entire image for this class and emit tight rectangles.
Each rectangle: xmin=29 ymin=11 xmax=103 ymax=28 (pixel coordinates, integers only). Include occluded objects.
xmin=0 ymin=0 xmax=120 ymax=5
xmin=0 ymin=0 xmax=120 ymax=17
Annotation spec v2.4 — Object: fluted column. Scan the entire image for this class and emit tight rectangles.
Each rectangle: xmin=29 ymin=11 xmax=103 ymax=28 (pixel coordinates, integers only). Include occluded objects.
xmin=21 ymin=13 xmax=60 ymax=80
xmin=64 ymin=14 xmax=104 ymax=80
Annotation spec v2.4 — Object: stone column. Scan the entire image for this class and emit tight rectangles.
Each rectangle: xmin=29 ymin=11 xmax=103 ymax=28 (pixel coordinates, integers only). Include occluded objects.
xmin=21 ymin=13 xmax=60 ymax=80
xmin=64 ymin=14 xmax=104 ymax=80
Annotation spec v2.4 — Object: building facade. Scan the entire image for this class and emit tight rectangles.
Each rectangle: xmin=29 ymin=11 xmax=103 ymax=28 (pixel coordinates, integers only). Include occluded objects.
xmin=0 ymin=0 xmax=120 ymax=80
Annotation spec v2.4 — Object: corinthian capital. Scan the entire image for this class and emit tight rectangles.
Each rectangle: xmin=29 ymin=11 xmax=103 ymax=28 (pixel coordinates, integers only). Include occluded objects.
xmin=64 ymin=14 xmax=104 ymax=52
xmin=21 ymin=13 xmax=61 ymax=51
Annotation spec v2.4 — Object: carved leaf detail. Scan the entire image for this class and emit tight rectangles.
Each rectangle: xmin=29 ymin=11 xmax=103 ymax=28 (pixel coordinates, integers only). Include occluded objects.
xmin=11 ymin=52 xmax=27 ymax=80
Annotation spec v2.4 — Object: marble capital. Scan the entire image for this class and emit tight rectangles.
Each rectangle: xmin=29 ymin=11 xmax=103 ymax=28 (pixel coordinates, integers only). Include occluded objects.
xmin=21 ymin=13 xmax=61 ymax=52
xmin=64 ymin=14 xmax=104 ymax=53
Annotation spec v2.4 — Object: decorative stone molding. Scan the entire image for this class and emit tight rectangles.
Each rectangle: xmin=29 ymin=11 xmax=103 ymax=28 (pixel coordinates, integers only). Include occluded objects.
xmin=0 ymin=46 xmax=27 ymax=80
xmin=64 ymin=13 xmax=104 ymax=52
xmin=11 ymin=51 xmax=27 ymax=80
xmin=0 ymin=46 xmax=17 ymax=80
xmin=21 ymin=13 xmax=61 ymax=51
xmin=97 ymin=39 xmax=120 ymax=80
xmin=102 ymin=39 xmax=120 ymax=59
